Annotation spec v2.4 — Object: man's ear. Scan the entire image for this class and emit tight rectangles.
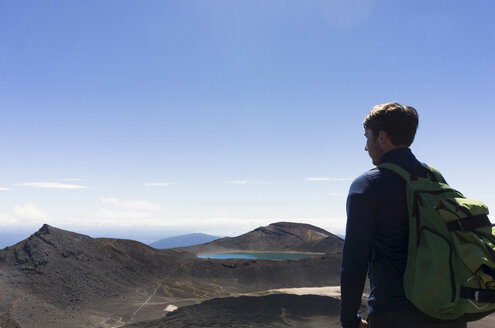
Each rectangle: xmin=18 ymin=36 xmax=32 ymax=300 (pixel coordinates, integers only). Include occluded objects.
xmin=377 ymin=130 xmax=390 ymax=145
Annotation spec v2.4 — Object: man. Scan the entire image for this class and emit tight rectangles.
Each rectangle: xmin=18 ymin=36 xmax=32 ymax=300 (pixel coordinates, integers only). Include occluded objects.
xmin=340 ymin=103 xmax=467 ymax=328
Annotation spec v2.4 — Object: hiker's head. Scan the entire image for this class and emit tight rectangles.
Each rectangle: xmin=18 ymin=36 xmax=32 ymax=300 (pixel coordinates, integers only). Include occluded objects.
xmin=363 ymin=102 xmax=419 ymax=165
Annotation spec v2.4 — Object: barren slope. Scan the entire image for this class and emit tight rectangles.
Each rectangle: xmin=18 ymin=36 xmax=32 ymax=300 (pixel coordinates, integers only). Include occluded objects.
xmin=180 ymin=222 xmax=344 ymax=255
xmin=0 ymin=223 xmax=341 ymax=328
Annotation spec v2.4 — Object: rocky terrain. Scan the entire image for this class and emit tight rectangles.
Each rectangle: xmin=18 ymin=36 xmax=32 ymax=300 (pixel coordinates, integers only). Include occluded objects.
xmin=122 ymin=294 xmax=344 ymax=328
xmin=0 ymin=223 xmax=343 ymax=327
xmin=2 ymin=222 xmax=491 ymax=327
xmin=179 ymin=221 xmax=344 ymax=255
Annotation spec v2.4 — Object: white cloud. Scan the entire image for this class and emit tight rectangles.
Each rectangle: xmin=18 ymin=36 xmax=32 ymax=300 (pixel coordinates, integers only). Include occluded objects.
xmin=304 ymin=177 xmax=352 ymax=182
xmin=92 ymin=209 xmax=157 ymax=221
xmin=19 ymin=182 xmax=88 ymax=189
xmin=144 ymin=182 xmax=174 ymax=187
xmin=133 ymin=216 xmax=348 ymax=236
xmin=11 ymin=202 xmax=49 ymax=220
xmin=100 ymin=198 xmax=163 ymax=211
xmin=0 ymin=187 xmax=11 ymax=191
xmin=65 ymin=215 xmax=346 ymax=236
xmin=0 ymin=198 xmax=165 ymax=229
xmin=0 ymin=202 xmax=347 ymax=237
xmin=65 ymin=198 xmax=167 ymax=227
xmin=227 ymin=180 xmax=250 ymax=184
xmin=0 ymin=203 xmax=52 ymax=226
xmin=305 ymin=177 xmax=330 ymax=181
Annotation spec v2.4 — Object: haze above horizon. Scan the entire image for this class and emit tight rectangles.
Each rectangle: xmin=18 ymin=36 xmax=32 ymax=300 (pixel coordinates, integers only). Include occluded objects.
xmin=1 ymin=1 xmax=494 ymax=240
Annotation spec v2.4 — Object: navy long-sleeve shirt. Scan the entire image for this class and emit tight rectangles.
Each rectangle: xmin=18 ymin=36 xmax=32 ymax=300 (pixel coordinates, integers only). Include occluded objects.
xmin=340 ymin=148 xmax=431 ymax=328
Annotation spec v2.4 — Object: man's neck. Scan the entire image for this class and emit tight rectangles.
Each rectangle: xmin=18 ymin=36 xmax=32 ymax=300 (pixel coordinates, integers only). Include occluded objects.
xmin=382 ymin=144 xmax=403 ymax=154
xmin=379 ymin=147 xmax=410 ymax=164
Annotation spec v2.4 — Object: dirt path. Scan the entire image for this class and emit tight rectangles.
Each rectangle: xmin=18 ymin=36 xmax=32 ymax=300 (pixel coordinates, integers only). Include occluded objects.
xmin=131 ymin=283 xmax=163 ymax=320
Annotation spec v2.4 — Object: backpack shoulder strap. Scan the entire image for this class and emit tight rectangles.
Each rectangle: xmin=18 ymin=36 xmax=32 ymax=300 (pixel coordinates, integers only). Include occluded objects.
xmin=377 ymin=162 xmax=411 ymax=182
xmin=379 ymin=162 xmax=446 ymax=184
xmin=426 ymin=164 xmax=447 ymax=184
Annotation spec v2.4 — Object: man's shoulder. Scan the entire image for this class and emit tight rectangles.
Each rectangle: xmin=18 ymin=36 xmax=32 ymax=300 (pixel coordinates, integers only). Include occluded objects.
xmin=353 ymin=168 xmax=381 ymax=183
xmin=349 ymin=168 xmax=381 ymax=193
xmin=350 ymin=166 xmax=404 ymax=192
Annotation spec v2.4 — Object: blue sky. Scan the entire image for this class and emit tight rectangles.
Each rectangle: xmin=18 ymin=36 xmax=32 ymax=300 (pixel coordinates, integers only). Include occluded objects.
xmin=1 ymin=0 xmax=494 ymax=243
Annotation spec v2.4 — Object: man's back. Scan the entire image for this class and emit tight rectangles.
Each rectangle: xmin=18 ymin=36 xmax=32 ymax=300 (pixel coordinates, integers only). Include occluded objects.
xmin=340 ymin=102 xmax=467 ymax=328
xmin=340 ymin=148 xmax=419 ymax=327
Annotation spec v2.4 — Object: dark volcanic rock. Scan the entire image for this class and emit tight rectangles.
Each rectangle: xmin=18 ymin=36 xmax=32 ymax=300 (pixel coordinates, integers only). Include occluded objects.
xmin=1 ymin=225 xmax=184 ymax=306
xmin=181 ymin=222 xmax=344 ymax=255
xmin=0 ymin=225 xmax=194 ymax=327
xmin=0 ymin=223 xmax=342 ymax=328
xmin=0 ymin=310 xmax=22 ymax=328
xmin=122 ymin=294 xmax=342 ymax=328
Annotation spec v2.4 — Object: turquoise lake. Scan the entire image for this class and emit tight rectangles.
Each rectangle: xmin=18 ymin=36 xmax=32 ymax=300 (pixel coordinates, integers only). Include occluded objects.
xmin=198 ymin=252 xmax=323 ymax=260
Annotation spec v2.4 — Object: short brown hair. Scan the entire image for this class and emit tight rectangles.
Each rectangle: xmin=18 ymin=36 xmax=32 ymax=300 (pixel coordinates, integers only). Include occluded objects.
xmin=363 ymin=102 xmax=419 ymax=147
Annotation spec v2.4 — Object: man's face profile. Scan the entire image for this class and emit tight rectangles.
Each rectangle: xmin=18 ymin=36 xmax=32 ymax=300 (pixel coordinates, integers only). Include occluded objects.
xmin=364 ymin=128 xmax=384 ymax=166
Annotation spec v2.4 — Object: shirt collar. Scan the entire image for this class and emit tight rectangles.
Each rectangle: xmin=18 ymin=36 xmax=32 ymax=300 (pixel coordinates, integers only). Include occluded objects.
xmin=380 ymin=147 xmax=413 ymax=165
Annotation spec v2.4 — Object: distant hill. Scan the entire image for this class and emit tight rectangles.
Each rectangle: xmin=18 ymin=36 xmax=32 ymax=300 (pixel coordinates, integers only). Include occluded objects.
xmin=149 ymin=233 xmax=220 ymax=249
xmin=179 ymin=222 xmax=344 ymax=255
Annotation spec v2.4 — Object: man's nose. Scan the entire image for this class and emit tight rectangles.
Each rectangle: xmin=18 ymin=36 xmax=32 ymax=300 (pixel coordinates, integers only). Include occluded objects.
xmin=365 ymin=145 xmax=368 ymax=151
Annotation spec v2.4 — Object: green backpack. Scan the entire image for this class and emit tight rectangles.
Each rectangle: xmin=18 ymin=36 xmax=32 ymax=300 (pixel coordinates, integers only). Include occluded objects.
xmin=378 ymin=163 xmax=495 ymax=321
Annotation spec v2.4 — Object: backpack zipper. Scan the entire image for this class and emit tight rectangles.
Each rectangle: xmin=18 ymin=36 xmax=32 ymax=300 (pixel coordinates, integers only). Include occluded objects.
xmin=413 ymin=188 xmax=458 ymax=247
xmin=413 ymin=191 xmax=423 ymax=246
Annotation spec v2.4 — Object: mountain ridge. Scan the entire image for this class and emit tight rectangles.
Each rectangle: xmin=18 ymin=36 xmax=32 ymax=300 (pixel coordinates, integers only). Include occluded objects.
xmin=0 ymin=222 xmax=342 ymax=328
xmin=178 ymin=221 xmax=344 ymax=255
